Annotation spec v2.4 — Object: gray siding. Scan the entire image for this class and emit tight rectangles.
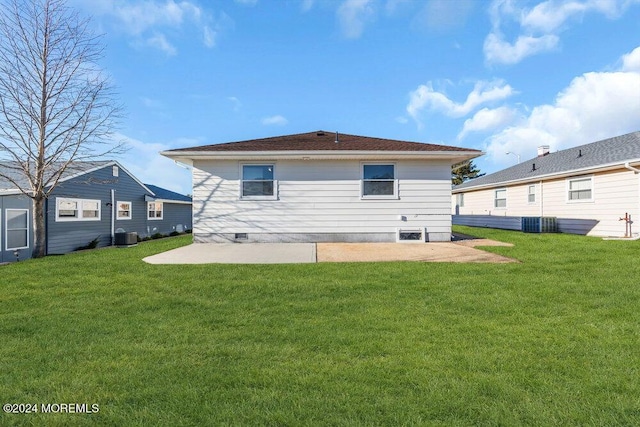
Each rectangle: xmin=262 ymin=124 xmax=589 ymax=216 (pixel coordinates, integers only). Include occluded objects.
xmin=0 ymin=194 xmax=33 ymax=262
xmin=145 ymin=202 xmax=192 ymax=236
xmin=47 ymin=165 xmax=152 ymax=254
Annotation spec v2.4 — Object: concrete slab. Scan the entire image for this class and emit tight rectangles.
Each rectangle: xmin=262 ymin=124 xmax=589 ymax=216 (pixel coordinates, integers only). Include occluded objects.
xmin=142 ymin=239 xmax=516 ymax=265
xmin=143 ymin=243 xmax=317 ymax=264
xmin=316 ymin=242 xmax=516 ymax=263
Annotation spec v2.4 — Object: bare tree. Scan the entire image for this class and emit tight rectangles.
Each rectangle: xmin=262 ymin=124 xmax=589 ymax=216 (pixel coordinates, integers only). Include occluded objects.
xmin=0 ymin=0 xmax=124 ymax=258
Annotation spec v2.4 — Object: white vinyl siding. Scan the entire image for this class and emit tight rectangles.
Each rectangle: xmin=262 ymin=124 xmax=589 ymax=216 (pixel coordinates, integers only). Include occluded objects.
xmin=6 ymin=209 xmax=29 ymax=250
xmin=56 ymin=198 xmax=101 ymax=221
xmin=193 ymin=159 xmax=453 ymax=238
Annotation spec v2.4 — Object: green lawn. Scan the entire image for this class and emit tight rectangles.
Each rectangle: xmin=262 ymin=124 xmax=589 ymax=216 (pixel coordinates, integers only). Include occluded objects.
xmin=1 ymin=227 xmax=639 ymax=426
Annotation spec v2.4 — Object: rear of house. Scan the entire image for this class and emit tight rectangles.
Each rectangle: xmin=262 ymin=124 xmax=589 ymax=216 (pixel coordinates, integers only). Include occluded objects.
xmin=453 ymin=131 xmax=640 ymax=237
xmin=163 ymin=131 xmax=481 ymax=243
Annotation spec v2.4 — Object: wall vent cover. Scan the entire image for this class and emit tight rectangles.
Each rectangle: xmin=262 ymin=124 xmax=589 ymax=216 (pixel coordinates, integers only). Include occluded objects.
xmin=396 ymin=228 xmax=426 ymax=243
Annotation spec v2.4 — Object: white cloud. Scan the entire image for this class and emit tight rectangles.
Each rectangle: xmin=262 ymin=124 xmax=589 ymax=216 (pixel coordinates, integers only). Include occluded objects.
xmin=146 ymin=33 xmax=177 ymax=56
xmin=484 ymin=0 xmax=640 ymax=65
xmin=261 ymin=115 xmax=289 ymax=126
xmin=78 ymin=0 xmax=225 ymax=54
xmin=337 ymin=0 xmax=376 ymax=39
xmin=111 ymin=0 xmax=201 ymax=35
xmin=484 ymin=46 xmax=640 ymax=168
xmin=407 ymin=80 xmax=515 ymax=127
xmin=484 ymin=33 xmax=559 ymax=65
xmin=457 ymin=106 xmax=517 ymax=140
xmin=622 ymin=46 xmax=640 ymax=71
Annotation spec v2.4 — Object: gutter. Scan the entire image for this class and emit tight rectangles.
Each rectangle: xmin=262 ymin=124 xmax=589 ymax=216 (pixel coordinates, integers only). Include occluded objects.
xmin=624 ymin=162 xmax=640 ymax=174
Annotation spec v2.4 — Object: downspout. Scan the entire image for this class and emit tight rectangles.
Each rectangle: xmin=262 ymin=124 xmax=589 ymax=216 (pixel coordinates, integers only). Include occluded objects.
xmin=624 ymin=162 xmax=640 ymax=174
xmin=111 ymin=189 xmax=115 ymax=246
xmin=539 ymin=180 xmax=543 ymax=232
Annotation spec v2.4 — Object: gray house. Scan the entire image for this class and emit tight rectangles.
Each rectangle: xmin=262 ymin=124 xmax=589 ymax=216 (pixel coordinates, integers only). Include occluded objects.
xmin=0 ymin=161 xmax=192 ymax=262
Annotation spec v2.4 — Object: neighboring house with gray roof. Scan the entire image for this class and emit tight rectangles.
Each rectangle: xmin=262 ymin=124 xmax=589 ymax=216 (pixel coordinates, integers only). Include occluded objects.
xmin=0 ymin=161 xmax=192 ymax=262
xmin=452 ymin=131 xmax=640 ymax=237
xmin=162 ymin=130 xmax=482 ymax=243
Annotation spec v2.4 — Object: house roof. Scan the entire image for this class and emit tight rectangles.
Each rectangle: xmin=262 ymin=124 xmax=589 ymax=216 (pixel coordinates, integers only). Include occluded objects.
xmin=453 ymin=131 xmax=640 ymax=192
xmin=144 ymin=184 xmax=192 ymax=203
xmin=0 ymin=161 xmax=152 ymax=195
xmin=161 ymin=130 xmax=483 ymax=163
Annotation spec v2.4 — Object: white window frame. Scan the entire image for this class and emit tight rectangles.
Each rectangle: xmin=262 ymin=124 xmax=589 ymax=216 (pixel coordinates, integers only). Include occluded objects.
xmin=147 ymin=201 xmax=164 ymax=220
xmin=456 ymin=193 xmax=465 ymax=208
xmin=239 ymin=163 xmax=278 ymax=201
xmin=6 ymin=209 xmax=29 ymax=250
xmin=527 ymin=185 xmax=536 ymax=204
xmin=55 ymin=198 xmax=101 ymax=222
xmin=117 ymin=201 xmax=132 ymax=220
xmin=494 ymin=188 xmax=507 ymax=209
xmin=566 ymin=175 xmax=594 ymax=203
xmin=361 ymin=163 xmax=399 ymax=200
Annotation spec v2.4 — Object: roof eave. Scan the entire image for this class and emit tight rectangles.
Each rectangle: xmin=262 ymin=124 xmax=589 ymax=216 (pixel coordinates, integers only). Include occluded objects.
xmin=453 ymin=158 xmax=640 ymax=193
xmin=161 ymin=150 xmax=483 ymax=162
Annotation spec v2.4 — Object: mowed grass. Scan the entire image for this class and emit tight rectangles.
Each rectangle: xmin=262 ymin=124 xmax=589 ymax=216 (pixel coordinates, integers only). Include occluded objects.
xmin=1 ymin=227 xmax=640 ymax=426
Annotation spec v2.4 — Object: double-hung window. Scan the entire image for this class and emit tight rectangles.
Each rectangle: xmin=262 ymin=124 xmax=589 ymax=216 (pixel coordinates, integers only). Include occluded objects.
xmin=494 ymin=188 xmax=507 ymax=208
xmin=241 ymin=164 xmax=277 ymax=200
xmin=117 ymin=201 xmax=132 ymax=220
xmin=56 ymin=198 xmax=101 ymax=221
xmin=362 ymin=164 xmax=397 ymax=199
xmin=6 ymin=209 xmax=29 ymax=250
xmin=567 ymin=176 xmax=593 ymax=201
xmin=528 ymin=185 xmax=536 ymax=203
xmin=147 ymin=202 xmax=163 ymax=220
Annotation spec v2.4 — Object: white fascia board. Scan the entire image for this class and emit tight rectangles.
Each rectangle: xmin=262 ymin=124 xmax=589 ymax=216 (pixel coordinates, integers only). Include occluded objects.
xmin=0 ymin=189 xmax=26 ymax=195
xmin=452 ymin=159 xmax=640 ymax=193
xmin=152 ymin=198 xmax=192 ymax=205
xmin=161 ymin=150 xmax=483 ymax=162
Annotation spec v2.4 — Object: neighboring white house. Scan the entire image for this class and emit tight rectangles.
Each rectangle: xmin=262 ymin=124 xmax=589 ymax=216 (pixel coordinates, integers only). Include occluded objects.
xmin=162 ymin=130 xmax=481 ymax=243
xmin=452 ymin=131 xmax=640 ymax=238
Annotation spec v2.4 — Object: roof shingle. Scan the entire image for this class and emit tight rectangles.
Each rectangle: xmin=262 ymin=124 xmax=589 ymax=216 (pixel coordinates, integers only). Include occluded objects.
xmin=454 ymin=131 xmax=640 ymax=191
xmin=164 ymin=130 xmax=481 ymax=153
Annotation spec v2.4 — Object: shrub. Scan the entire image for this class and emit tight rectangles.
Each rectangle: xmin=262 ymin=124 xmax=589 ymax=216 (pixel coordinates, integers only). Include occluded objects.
xmin=76 ymin=237 xmax=100 ymax=251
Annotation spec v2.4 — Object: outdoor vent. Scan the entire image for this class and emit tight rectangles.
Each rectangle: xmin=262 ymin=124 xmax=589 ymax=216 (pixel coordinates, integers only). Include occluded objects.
xmin=234 ymin=233 xmax=248 ymax=240
xmin=396 ymin=228 xmax=426 ymax=243
xmin=316 ymin=131 xmax=325 ymax=136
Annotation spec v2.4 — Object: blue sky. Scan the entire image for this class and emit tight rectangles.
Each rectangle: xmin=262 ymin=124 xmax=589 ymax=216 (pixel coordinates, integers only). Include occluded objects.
xmin=71 ymin=0 xmax=640 ymax=195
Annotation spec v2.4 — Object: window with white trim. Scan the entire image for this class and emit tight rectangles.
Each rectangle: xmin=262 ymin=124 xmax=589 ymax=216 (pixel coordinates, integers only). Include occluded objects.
xmin=528 ymin=185 xmax=536 ymax=203
xmin=117 ymin=201 xmax=132 ymax=220
xmin=56 ymin=198 xmax=101 ymax=221
xmin=241 ymin=164 xmax=277 ymax=199
xmin=456 ymin=193 xmax=465 ymax=208
xmin=6 ymin=209 xmax=29 ymax=250
xmin=147 ymin=202 xmax=163 ymax=220
xmin=362 ymin=164 xmax=397 ymax=199
xmin=567 ymin=176 xmax=593 ymax=201
xmin=494 ymin=188 xmax=507 ymax=208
